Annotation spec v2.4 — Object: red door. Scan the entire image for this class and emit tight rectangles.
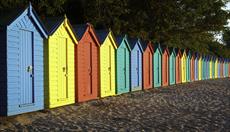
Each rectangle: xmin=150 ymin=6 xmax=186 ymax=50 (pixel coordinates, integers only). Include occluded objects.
xmin=77 ymin=32 xmax=99 ymax=102
xmin=162 ymin=51 xmax=169 ymax=86
xmin=143 ymin=48 xmax=152 ymax=89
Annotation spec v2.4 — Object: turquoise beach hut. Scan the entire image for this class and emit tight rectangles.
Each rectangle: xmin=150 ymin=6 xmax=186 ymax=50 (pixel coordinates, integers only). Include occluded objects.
xmin=115 ymin=35 xmax=131 ymax=94
xmin=169 ymin=48 xmax=176 ymax=85
xmin=153 ymin=43 xmax=162 ymax=88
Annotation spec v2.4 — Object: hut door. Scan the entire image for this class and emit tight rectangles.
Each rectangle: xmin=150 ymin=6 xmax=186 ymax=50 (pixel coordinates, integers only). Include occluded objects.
xmin=123 ymin=48 xmax=127 ymax=89
xmin=147 ymin=52 xmax=151 ymax=86
xmin=108 ymin=45 xmax=112 ymax=92
xmin=58 ymin=37 xmax=68 ymax=101
xmin=86 ymin=42 xmax=93 ymax=95
xmin=136 ymin=50 xmax=140 ymax=86
xmin=19 ymin=30 xmax=34 ymax=106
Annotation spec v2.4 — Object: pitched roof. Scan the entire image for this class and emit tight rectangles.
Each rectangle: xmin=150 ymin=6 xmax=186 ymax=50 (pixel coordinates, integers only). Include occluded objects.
xmin=115 ymin=35 xmax=124 ymax=47
xmin=72 ymin=24 xmax=88 ymax=39
xmin=42 ymin=16 xmax=64 ymax=35
xmin=127 ymin=37 xmax=139 ymax=49
xmin=169 ymin=47 xmax=176 ymax=55
xmin=140 ymin=40 xmax=149 ymax=51
xmin=175 ymin=48 xmax=181 ymax=55
xmin=95 ymin=29 xmax=109 ymax=44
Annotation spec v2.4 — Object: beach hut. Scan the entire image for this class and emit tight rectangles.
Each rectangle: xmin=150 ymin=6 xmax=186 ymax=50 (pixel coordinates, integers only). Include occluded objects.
xmin=218 ymin=58 xmax=221 ymax=78
xmin=205 ymin=55 xmax=209 ymax=79
xmin=73 ymin=23 xmax=100 ymax=102
xmin=190 ymin=52 xmax=195 ymax=81
xmin=43 ymin=16 xmax=77 ymax=108
xmin=225 ymin=59 xmax=229 ymax=78
xmin=169 ymin=48 xmax=176 ymax=85
xmin=198 ymin=54 xmax=202 ymax=80
xmin=142 ymin=41 xmax=153 ymax=89
xmin=128 ymin=38 xmax=143 ymax=91
xmin=186 ymin=50 xmax=191 ymax=82
xmin=194 ymin=53 xmax=199 ymax=81
xmin=211 ymin=56 xmax=215 ymax=79
xmin=115 ymin=35 xmax=131 ymax=94
xmin=0 ymin=4 xmax=47 ymax=116
xmin=206 ymin=56 xmax=209 ymax=79
xmin=220 ymin=58 xmax=223 ymax=78
xmin=181 ymin=50 xmax=187 ymax=83
xmin=153 ymin=43 xmax=162 ymax=87
xmin=96 ymin=30 xmax=117 ymax=97
xmin=215 ymin=57 xmax=218 ymax=78
xmin=209 ymin=56 xmax=212 ymax=79
xmin=175 ymin=49 xmax=182 ymax=84
xmin=202 ymin=55 xmax=206 ymax=80
xmin=162 ymin=46 xmax=169 ymax=86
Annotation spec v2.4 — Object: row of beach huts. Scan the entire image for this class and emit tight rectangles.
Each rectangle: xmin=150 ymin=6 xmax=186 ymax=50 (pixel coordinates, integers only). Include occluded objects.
xmin=0 ymin=4 xmax=229 ymax=116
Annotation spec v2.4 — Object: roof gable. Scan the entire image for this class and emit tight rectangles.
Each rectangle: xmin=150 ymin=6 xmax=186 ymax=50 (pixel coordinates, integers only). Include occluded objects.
xmin=44 ymin=16 xmax=78 ymax=44
xmin=127 ymin=37 xmax=143 ymax=52
xmin=169 ymin=48 xmax=176 ymax=56
xmin=141 ymin=40 xmax=153 ymax=53
xmin=162 ymin=46 xmax=169 ymax=55
xmin=116 ymin=35 xmax=131 ymax=51
xmin=96 ymin=29 xmax=117 ymax=49
xmin=154 ymin=43 xmax=162 ymax=54
xmin=1 ymin=3 xmax=47 ymax=38
xmin=73 ymin=23 xmax=100 ymax=46
xmin=95 ymin=29 xmax=109 ymax=44
xmin=175 ymin=48 xmax=182 ymax=57
xmin=72 ymin=24 xmax=87 ymax=40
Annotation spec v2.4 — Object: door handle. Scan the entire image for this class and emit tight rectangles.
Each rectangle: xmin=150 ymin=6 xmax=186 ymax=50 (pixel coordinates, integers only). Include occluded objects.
xmin=63 ymin=67 xmax=66 ymax=72
xmin=27 ymin=65 xmax=33 ymax=72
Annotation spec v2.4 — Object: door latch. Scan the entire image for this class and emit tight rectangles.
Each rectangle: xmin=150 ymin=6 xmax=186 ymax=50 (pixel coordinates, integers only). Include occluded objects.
xmin=27 ymin=65 xmax=33 ymax=72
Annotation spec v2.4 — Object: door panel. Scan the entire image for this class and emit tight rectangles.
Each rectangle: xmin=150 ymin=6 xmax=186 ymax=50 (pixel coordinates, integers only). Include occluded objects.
xmin=108 ymin=45 xmax=112 ymax=92
xmin=137 ymin=50 xmax=140 ymax=86
xmin=148 ymin=52 xmax=151 ymax=86
xmin=85 ymin=42 xmax=92 ymax=95
xmin=123 ymin=48 xmax=126 ymax=89
xmin=19 ymin=30 xmax=34 ymax=106
xmin=58 ymin=37 xmax=67 ymax=100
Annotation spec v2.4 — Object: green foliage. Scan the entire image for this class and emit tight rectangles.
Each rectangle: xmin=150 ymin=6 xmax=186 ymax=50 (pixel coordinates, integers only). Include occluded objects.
xmin=0 ymin=0 xmax=229 ymax=57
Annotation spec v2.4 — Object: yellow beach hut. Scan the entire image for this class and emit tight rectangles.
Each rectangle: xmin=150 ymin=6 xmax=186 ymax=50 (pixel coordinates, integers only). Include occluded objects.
xmin=96 ymin=29 xmax=117 ymax=98
xmin=43 ymin=16 xmax=77 ymax=108
xmin=209 ymin=56 xmax=212 ymax=79
xmin=181 ymin=50 xmax=187 ymax=83
xmin=198 ymin=54 xmax=202 ymax=80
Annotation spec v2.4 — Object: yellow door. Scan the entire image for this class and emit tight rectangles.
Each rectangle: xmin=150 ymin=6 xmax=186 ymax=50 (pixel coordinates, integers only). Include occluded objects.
xmin=181 ymin=56 xmax=186 ymax=83
xmin=198 ymin=59 xmax=202 ymax=80
xmin=100 ymin=36 xmax=116 ymax=97
xmin=215 ymin=60 xmax=218 ymax=78
xmin=58 ymin=37 xmax=68 ymax=101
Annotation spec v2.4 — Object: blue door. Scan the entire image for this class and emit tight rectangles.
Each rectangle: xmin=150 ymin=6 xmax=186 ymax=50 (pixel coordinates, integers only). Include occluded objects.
xmin=19 ymin=30 xmax=34 ymax=106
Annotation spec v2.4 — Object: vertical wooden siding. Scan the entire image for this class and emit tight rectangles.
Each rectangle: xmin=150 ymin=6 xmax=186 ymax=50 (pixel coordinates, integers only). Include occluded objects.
xmin=143 ymin=45 xmax=153 ymax=89
xmin=116 ymin=40 xmax=130 ymax=94
xmin=76 ymin=29 xmax=99 ymax=102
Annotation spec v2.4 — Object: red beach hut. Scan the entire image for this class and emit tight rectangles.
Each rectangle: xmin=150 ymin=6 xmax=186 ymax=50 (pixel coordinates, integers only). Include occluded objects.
xmin=142 ymin=41 xmax=153 ymax=89
xmin=175 ymin=49 xmax=182 ymax=84
xmin=74 ymin=23 xmax=100 ymax=102
xmin=162 ymin=46 xmax=169 ymax=86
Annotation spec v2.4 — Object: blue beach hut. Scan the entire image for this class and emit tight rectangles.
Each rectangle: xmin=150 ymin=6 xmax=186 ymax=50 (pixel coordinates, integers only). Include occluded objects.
xmin=0 ymin=4 xmax=47 ymax=116
xmin=128 ymin=38 xmax=143 ymax=91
